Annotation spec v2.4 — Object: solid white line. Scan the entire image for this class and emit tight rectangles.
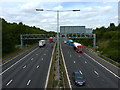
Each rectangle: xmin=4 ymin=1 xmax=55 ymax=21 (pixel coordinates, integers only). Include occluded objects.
xmin=79 ymin=55 xmax=81 ymax=57
xmin=36 ymin=54 xmax=38 ymax=55
xmin=27 ymin=80 xmax=31 ymax=85
xmin=60 ymin=44 xmax=72 ymax=89
xmin=0 ymin=47 xmax=39 ymax=75
xmin=23 ymin=65 xmax=26 ymax=68
xmin=94 ymin=71 xmax=99 ymax=75
xmin=2 ymin=47 xmax=38 ymax=66
xmin=84 ymin=53 xmax=120 ymax=79
xmin=85 ymin=61 xmax=87 ymax=63
xmin=44 ymin=54 xmax=46 ymax=55
xmin=37 ymin=65 xmax=39 ymax=68
xmin=70 ymin=55 xmax=72 ymax=57
xmin=41 ymin=58 xmax=43 ymax=60
xmin=85 ymin=48 xmax=119 ymax=69
xmin=45 ymin=42 xmax=56 ymax=89
xmin=6 ymin=80 xmax=13 ymax=86
xmin=97 ymin=55 xmax=119 ymax=69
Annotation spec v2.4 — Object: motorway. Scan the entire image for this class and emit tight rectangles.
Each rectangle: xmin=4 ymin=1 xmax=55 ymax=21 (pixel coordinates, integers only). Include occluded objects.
xmin=61 ymin=38 xmax=119 ymax=89
xmin=2 ymin=41 xmax=54 ymax=88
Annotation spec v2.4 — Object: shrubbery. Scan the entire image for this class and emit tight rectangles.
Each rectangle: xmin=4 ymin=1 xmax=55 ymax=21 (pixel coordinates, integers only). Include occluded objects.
xmin=93 ymin=23 xmax=119 ymax=63
xmin=1 ymin=18 xmax=55 ymax=55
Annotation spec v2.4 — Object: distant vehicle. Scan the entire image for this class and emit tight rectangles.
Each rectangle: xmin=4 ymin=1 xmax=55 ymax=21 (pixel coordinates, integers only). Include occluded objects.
xmin=64 ymin=40 xmax=67 ymax=44
xmin=73 ymin=42 xmax=84 ymax=53
xmin=72 ymin=71 xmax=85 ymax=86
xmin=49 ymin=37 xmax=53 ymax=43
xmin=68 ymin=40 xmax=74 ymax=45
xmin=39 ymin=40 xmax=45 ymax=47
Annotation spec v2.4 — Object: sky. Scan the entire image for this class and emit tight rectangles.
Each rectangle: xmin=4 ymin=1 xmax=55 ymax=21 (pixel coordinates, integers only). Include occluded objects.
xmin=0 ymin=0 xmax=119 ymax=32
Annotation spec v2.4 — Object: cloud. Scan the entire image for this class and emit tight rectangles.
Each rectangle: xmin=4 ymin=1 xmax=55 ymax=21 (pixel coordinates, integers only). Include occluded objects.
xmin=0 ymin=0 xmax=119 ymax=2
xmin=0 ymin=2 xmax=118 ymax=31
xmin=53 ymin=5 xmax=63 ymax=10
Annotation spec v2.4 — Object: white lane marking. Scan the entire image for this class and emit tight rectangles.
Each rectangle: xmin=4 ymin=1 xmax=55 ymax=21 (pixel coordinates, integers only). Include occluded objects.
xmin=6 ymin=80 xmax=13 ymax=86
xmin=79 ymin=55 xmax=81 ymax=57
xmin=85 ymin=61 xmax=87 ymax=63
xmin=45 ymin=42 xmax=56 ymax=89
xmin=37 ymin=65 xmax=39 ymax=68
xmin=97 ymin=54 xmax=119 ymax=69
xmin=84 ymin=53 xmax=120 ymax=79
xmin=41 ymin=58 xmax=43 ymax=60
xmin=27 ymin=80 xmax=31 ymax=85
xmin=94 ymin=71 xmax=99 ymax=75
xmin=31 ymin=58 xmax=33 ymax=60
xmin=2 ymin=47 xmax=39 ymax=66
xmin=23 ymin=65 xmax=26 ymax=68
xmin=36 ymin=54 xmax=38 ymax=55
xmin=70 ymin=55 xmax=72 ymax=57
xmin=79 ymin=71 xmax=83 ymax=74
xmin=60 ymin=44 xmax=72 ymax=89
xmin=44 ymin=54 xmax=46 ymax=55
xmin=0 ymin=47 xmax=39 ymax=75
xmin=74 ymin=61 xmax=75 ymax=63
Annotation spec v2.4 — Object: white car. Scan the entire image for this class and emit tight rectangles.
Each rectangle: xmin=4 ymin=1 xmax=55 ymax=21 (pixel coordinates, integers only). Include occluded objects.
xmin=64 ymin=40 xmax=67 ymax=44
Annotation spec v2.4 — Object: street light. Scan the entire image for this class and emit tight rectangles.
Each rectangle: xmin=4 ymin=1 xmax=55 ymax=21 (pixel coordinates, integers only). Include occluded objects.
xmin=36 ymin=9 xmax=80 ymax=43
xmin=36 ymin=9 xmax=80 ymax=88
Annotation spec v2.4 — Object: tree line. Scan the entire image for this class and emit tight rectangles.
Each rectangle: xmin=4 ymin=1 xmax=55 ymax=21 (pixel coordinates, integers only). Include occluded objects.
xmin=93 ymin=23 xmax=120 ymax=63
xmin=1 ymin=18 xmax=56 ymax=55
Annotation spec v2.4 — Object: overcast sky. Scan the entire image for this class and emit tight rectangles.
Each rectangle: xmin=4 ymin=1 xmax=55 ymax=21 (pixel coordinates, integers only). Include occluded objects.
xmin=0 ymin=0 xmax=119 ymax=32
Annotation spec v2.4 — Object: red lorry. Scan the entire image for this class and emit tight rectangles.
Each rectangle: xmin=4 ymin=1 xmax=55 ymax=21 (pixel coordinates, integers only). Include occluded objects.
xmin=49 ymin=37 xmax=53 ymax=42
xmin=73 ymin=42 xmax=84 ymax=53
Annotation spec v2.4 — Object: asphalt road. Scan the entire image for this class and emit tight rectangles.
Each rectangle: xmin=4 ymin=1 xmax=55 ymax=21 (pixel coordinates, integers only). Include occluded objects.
xmin=2 ymin=41 xmax=54 ymax=88
xmin=61 ymin=38 xmax=119 ymax=89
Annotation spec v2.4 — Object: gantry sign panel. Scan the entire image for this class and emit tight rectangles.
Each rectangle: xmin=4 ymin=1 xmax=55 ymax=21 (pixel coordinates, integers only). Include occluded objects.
xmin=20 ymin=34 xmax=56 ymax=47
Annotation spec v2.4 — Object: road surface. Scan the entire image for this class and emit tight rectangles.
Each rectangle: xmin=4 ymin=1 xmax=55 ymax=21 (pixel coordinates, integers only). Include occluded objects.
xmin=2 ymin=41 xmax=54 ymax=88
xmin=61 ymin=38 xmax=119 ymax=89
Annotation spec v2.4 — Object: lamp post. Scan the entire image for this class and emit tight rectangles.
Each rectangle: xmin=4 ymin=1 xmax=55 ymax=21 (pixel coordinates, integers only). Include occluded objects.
xmin=36 ymin=9 xmax=80 ymax=88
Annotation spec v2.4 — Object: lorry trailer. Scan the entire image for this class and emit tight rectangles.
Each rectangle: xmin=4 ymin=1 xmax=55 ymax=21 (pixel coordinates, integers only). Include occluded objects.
xmin=73 ymin=42 xmax=84 ymax=53
xmin=39 ymin=40 xmax=46 ymax=47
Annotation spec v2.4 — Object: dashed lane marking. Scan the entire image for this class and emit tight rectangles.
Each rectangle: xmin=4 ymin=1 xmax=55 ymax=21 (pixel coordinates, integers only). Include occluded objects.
xmin=37 ymin=65 xmax=39 ymax=68
xmin=23 ymin=65 xmax=26 ymax=68
xmin=94 ymin=71 xmax=99 ymax=75
xmin=79 ymin=71 xmax=83 ymax=74
xmin=27 ymin=80 xmax=31 ymax=85
xmin=0 ymin=47 xmax=38 ymax=75
xmin=84 ymin=53 xmax=120 ymax=79
xmin=6 ymin=80 xmax=13 ymax=86
xmin=31 ymin=58 xmax=33 ymax=60
xmin=74 ymin=61 xmax=75 ymax=63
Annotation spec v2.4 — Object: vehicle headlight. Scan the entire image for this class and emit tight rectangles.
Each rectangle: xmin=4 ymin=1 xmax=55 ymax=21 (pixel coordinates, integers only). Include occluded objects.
xmin=75 ymin=81 xmax=78 ymax=83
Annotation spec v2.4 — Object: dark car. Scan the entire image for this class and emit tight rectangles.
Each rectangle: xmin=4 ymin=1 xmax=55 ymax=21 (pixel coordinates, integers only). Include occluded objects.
xmin=72 ymin=71 xmax=85 ymax=86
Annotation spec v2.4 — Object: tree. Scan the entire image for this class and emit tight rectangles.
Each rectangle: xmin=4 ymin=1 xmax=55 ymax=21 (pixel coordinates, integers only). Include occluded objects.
xmin=110 ymin=23 xmax=115 ymax=27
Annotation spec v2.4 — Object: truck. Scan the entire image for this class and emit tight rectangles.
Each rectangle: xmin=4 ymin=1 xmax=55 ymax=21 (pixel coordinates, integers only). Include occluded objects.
xmin=49 ymin=37 xmax=53 ymax=43
xmin=68 ymin=40 xmax=74 ymax=45
xmin=39 ymin=40 xmax=46 ymax=47
xmin=73 ymin=42 xmax=84 ymax=53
